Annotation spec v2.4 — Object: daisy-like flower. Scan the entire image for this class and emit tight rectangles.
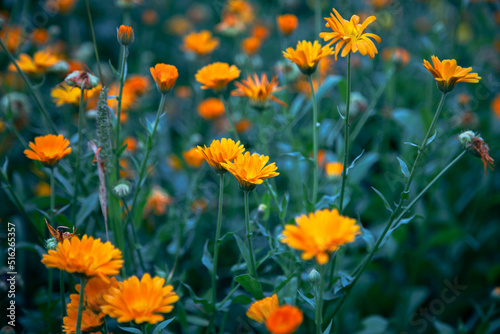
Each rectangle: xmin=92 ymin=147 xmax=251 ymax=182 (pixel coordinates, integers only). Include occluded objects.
xmin=101 ymin=273 xmax=179 ymax=324
xmin=423 ymin=56 xmax=481 ymax=93
xmin=197 ymin=138 xmax=245 ymax=174
xmin=195 ymin=62 xmax=241 ymax=93
xmin=247 ymin=294 xmax=279 ymax=323
xmin=265 ymin=305 xmax=303 ymax=334
xmin=24 ymin=134 xmax=72 ymax=166
xmin=41 ymin=235 xmax=123 ymax=281
xmin=231 ymin=73 xmax=286 ymax=110
xmin=63 ymin=293 xmax=104 ymax=334
xmin=182 ymin=147 xmax=205 ymax=168
xmin=143 ymin=186 xmax=172 ymax=217
xmin=75 ymin=276 xmax=119 ymax=313
xmin=182 ymin=30 xmax=219 ymax=56
xmin=8 ymin=50 xmax=60 ymax=75
xmin=283 ymin=40 xmax=333 ymax=75
xmin=108 ymin=75 xmax=149 ymax=111
xmin=51 ymin=83 xmax=102 ymax=106
xmin=281 ymin=208 xmax=360 ymax=265
xmin=319 ymin=8 xmax=381 ymax=60
xmin=198 ymin=98 xmax=225 ymax=120
xmin=221 ymin=152 xmax=279 ymax=191
xmin=117 ymin=25 xmax=134 ymax=46
xmin=150 ymin=63 xmax=179 ymax=94
xmin=276 ymin=14 xmax=298 ymax=36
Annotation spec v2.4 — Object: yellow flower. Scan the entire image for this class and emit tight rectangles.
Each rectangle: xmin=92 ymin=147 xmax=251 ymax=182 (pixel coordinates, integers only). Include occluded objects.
xmin=51 ymin=83 xmax=102 ymax=106
xmin=8 ymin=50 xmax=60 ymax=75
xmin=117 ymin=25 xmax=134 ymax=45
xmin=281 ymin=208 xmax=360 ymax=265
xmin=266 ymin=305 xmax=303 ymax=334
xmin=150 ymin=63 xmax=179 ymax=94
xmin=75 ymin=276 xmax=119 ymax=313
xmin=319 ymin=8 xmax=381 ymax=60
xmin=221 ymin=152 xmax=279 ymax=191
xmin=246 ymin=294 xmax=279 ymax=323
xmin=41 ymin=235 xmax=123 ymax=281
xmin=198 ymin=98 xmax=225 ymax=120
xmin=232 ymin=73 xmax=286 ymax=110
xmin=423 ymin=56 xmax=481 ymax=93
xmin=283 ymin=40 xmax=333 ymax=75
xmin=143 ymin=186 xmax=172 ymax=217
xmin=325 ymin=162 xmax=343 ymax=178
xmin=197 ymin=138 xmax=245 ymax=174
xmin=182 ymin=147 xmax=205 ymax=168
xmin=195 ymin=62 xmax=240 ymax=93
xmin=101 ymin=273 xmax=179 ymax=324
xmin=63 ymin=293 xmax=104 ymax=334
xmin=24 ymin=134 xmax=72 ymax=166
xmin=35 ymin=182 xmax=51 ymax=196
xmin=276 ymin=14 xmax=298 ymax=36
xmin=182 ymin=30 xmax=219 ymax=56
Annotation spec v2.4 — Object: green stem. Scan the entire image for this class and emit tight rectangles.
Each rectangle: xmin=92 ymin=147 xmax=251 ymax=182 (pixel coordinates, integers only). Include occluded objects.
xmin=122 ymin=199 xmax=146 ymax=272
xmin=308 ymin=75 xmax=319 ymax=205
xmin=75 ymin=278 xmax=88 ymax=334
xmin=211 ymin=174 xmax=224 ymax=307
xmin=115 ymin=45 xmax=128 ymax=181
xmin=315 ymin=265 xmax=325 ymax=334
xmin=330 ymin=93 xmax=451 ymax=317
xmin=219 ymin=95 xmax=240 ymax=142
xmin=71 ymin=87 xmax=86 ymax=224
xmin=0 ymin=38 xmax=57 ymax=134
xmin=85 ymin=0 xmax=104 ymax=85
xmin=339 ymin=53 xmax=351 ymax=214
xmin=244 ymin=191 xmax=257 ymax=278
xmin=60 ymin=270 xmax=66 ymax=317
xmin=142 ymin=323 xmax=148 ymax=334
xmin=50 ymin=167 xmax=55 ymax=224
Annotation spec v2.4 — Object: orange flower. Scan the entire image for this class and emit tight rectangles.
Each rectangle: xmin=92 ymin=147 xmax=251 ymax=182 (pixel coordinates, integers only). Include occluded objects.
xmin=282 ymin=208 xmax=360 ymax=265
xmin=75 ymin=276 xmax=119 ymax=313
xmin=63 ymin=293 xmax=104 ymax=334
xmin=252 ymin=24 xmax=269 ymax=40
xmin=320 ymin=8 xmax=381 ymax=60
xmin=31 ymin=28 xmax=50 ymax=45
xmin=167 ymin=154 xmax=183 ymax=170
xmin=175 ymin=85 xmax=193 ymax=99
xmin=247 ymin=294 xmax=279 ymax=323
xmin=8 ymin=50 xmax=60 ymax=75
xmin=198 ymin=98 xmax=225 ymax=120
xmin=423 ymin=56 xmax=481 ymax=93
xmin=150 ymin=63 xmax=179 ymax=94
xmin=226 ymin=0 xmax=254 ymax=24
xmin=35 ymin=182 xmax=51 ymax=196
xmin=51 ymin=83 xmax=102 ymax=107
xmin=41 ymin=235 xmax=123 ymax=281
xmin=382 ymin=47 xmax=410 ymax=69
xmin=0 ymin=26 xmax=25 ymax=52
xmin=369 ymin=0 xmax=393 ymax=9
xmin=108 ymin=75 xmax=149 ymax=111
xmin=215 ymin=12 xmax=246 ymax=36
xmin=492 ymin=94 xmax=500 ymax=118
xmin=195 ymin=62 xmax=240 ymax=93
xmin=283 ymin=40 xmax=333 ymax=75
xmin=325 ymin=162 xmax=343 ymax=178
xmin=142 ymin=9 xmax=159 ymax=26
xmin=183 ymin=147 xmax=205 ymax=168
xmin=123 ymin=136 xmax=138 ymax=153
xmin=221 ymin=152 xmax=279 ymax=191
xmin=266 ymin=305 xmax=303 ymax=334
xmin=45 ymin=0 xmax=77 ymax=14
xmin=241 ymin=36 xmax=262 ymax=55
xmin=182 ymin=30 xmax=219 ymax=56
xmin=197 ymin=138 xmax=245 ymax=174
xmin=276 ymin=14 xmax=298 ymax=36
xmin=117 ymin=25 xmax=134 ymax=45
xmin=24 ymin=134 xmax=72 ymax=166
xmin=232 ymin=73 xmax=286 ymax=110
xmin=235 ymin=119 xmax=253 ymax=133
xmin=143 ymin=186 xmax=172 ymax=217
xmin=101 ymin=273 xmax=179 ymax=324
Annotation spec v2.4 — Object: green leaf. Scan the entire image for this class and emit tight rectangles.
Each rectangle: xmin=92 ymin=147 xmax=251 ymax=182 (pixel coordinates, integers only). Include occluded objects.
xmin=233 ymin=234 xmax=251 ymax=272
xmin=333 ymin=271 xmax=354 ymax=293
xmin=234 ymin=274 xmax=264 ymax=299
xmin=75 ymin=192 xmax=99 ymax=226
xmin=433 ymin=320 xmax=455 ymax=334
xmin=186 ymin=315 xmax=209 ymax=327
xmin=279 ymin=193 xmax=289 ymax=220
xmin=152 ymin=318 xmax=175 ymax=334
xmin=108 ymin=59 xmax=120 ymax=78
xmin=426 ymin=130 xmax=438 ymax=147
xmin=297 ymin=290 xmax=315 ymax=309
xmin=397 ymin=157 xmax=410 ymax=179
xmin=118 ymin=326 xmax=143 ymax=334
xmin=323 ymin=320 xmax=333 ymax=334
xmin=182 ymin=283 xmax=214 ymax=313
xmin=201 ymin=240 xmax=213 ymax=273
xmin=371 ymin=187 xmax=392 ymax=213
xmin=231 ymin=295 xmax=252 ymax=305
xmin=315 ymin=194 xmax=340 ymax=210
xmin=356 ymin=315 xmax=388 ymax=334
xmin=404 ymin=141 xmax=420 ymax=148
xmin=302 ymin=184 xmax=315 ymax=213
xmin=360 ymin=227 xmax=375 ymax=252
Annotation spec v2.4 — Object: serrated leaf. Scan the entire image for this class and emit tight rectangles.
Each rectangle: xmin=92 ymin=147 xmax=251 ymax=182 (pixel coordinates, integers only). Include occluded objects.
xmin=201 ymin=240 xmax=213 ymax=273
xmin=118 ymin=326 xmax=143 ymax=334
xmin=152 ymin=318 xmax=175 ymax=334
xmin=397 ymin=157 xmax=410 ymax=179
xmin=426 ymin=130 xmax=437 ymax=147
xmin=234 ymin=274 xmax=263 ymax=299
xmin=371 ymin=187 xmax=392 ymax=212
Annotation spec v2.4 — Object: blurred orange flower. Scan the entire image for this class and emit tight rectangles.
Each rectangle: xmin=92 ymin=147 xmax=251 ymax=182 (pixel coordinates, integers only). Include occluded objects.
xmin=232 ymin=73 xmax=286 ymax=110
xmin=123 ymin=136 xmax=138 ymax=153
xmin=24 ymin=134 xmax=71 ymax=166
xmin=252 ymin=24 xmax=269 ymax=40
xmin=31 ymin=28 xmax=50 ymax=45
xmin=164 ymin=15 xmax=192 ymax=35
xmin=198 ymin=98 xmax=225 ymax=120
xmin=8 ymin=50 xmax=60 ymax=75
xmin=283 ymin=40 xmax=333 ymax=75
xmin=182 ymin=30 xmax=219 ymax=56
xmin=221 ymin=152 xmax=279 ymax=191
xmin=142 ymin=9 xmax=159 ymax=26
xmin=320 ymin=8 xmax=381 ymax=60
xmin=35 ymin=182 xmax=51 ymax=196
xmin=182 ymin=147 xmax=205 ymax=168
xmin=382 ymin=47 xmax=410 ymax=69
xmin=226 ymin=0 xmax=254 ymax=24
xmin=423 ymin=56 xmax=481 ymax=93
xmin=75 ymin=276 xmax=119 ymax=313
xmin=108 ymin=75 xmax=149 ymax=111
xmin=150 ymin=63 xmax=179 ymax=94
xmin=235 ymin=119 xmax=253 ymax=133
xmin=195 ymin=62 xmax=240 ymax=93
xmin=45 ymin=0 xmax=78 ymax=14
xmin=197 ymin=138 xmax=245 ymax=174
xmin=276 ymin=14 xmax=298 ymax=36
xmin=143 ymin=186 xmax=172 ymax=217
xmin=0 ymin=26 xmax=25 ymax=52
xmin=492 ymin=94 xmax=500 ymax=118
xmin=242 ymin=36 xmax=262 ymax=55
xmin=266 ymin=305 xmax=303 ymax=334
xmin=63 ymin=293 xmax=104 ymax=334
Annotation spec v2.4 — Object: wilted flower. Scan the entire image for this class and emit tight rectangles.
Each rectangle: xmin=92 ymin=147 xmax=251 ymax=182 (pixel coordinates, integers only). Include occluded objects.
xmin=195 ymin=62 xmax=240 ymax=93
xmin=283 ymin=40 xmax=333 ymax=75
xmin=182 ymin=147 xmax=205 ymax=168
xmin=198 ymin=98 xmax=225 ymax=120
xmin=182 ymin=30 xmax=219 ymax=56
xmin=117 ymin=25 xmax=134 ymax=45
xmin=197 ymin=138 xmax=245 ymax=174
xmin=423 ymin=56 xmax=481 ymax=93
xmin=46 ymin=221 xmax=77 ymax=243
xmin=458 ymin=131 xmax=494 ymax=174
xmin=320 ymin=8 xmax=381 ymax=60
xmin=101 ymin=273 xmax=179 ymax=324
xmin=150 ymin=63 xmax=179 ymax=94
xmin=24 ymin=134 xmax=72 ymax=166
xmin=231 ymin=73 xmax=286 ymax=110
xmin=64 ymin=70 xmax=100 ymax=89
xmin=276 ymin=14 xmax=298 ymax=36
xmin=281 ymin=208 xmax=360 ymax=265
xmin=221 ymin=152 xmax=279 ymax=191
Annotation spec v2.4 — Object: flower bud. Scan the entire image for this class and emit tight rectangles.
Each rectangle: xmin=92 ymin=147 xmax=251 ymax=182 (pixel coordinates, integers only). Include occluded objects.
xmin=308 ymin=268 xmax=321 ymax=285
xmin=113 ymin=180 xmax=131 ymax=198
xmin=458 ymin=130 xmax=475 ymax=148
xmin=45 ymin=237 xmax=58 ymax=250
xmin=117 ymin=25 xmax=134 ymax=46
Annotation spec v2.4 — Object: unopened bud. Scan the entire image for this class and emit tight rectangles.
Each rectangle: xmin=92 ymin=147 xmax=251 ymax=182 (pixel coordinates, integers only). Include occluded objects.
xmin=308 ymin=268 xmax=321 ymax=285
xmin=458 ymin=130 xmax=475 ymax=148
xmin=113 ymin=180 xmax=130 ymax=198
xmin=45 ymin=237 xmax=58 ymax=250
xmin=117 ymin=25 xmax=134 ymax=46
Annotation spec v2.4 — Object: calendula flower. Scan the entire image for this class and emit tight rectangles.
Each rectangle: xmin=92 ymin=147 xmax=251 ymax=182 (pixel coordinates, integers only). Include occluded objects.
xmin=281 ymin=208 xmax=360 ymax=265
xmin=75 ymin=276 xmax=119 ymax=313
xmin=0 ymin=26 xmax=25 ymax=52
xmin=458 ymin=131 xmax=494 ymax=174
xmin=51 ymin=83 xmax=102 ymax=106
xmin=41 ymin=235 xmax=123 ymax=281
xmin=8 ymin=50 xmax=60 ymax=75
xmin=150 ymin=63 xmax=179 ymax=94
xmin=45 ymin=0 xmax=77 ymax=14
xmin=492 ymin=94 xmax=500 ymax=118
xmin=63 ymin=293 xmax=104 ymax=334
xmin=215 ymin=12 xmax=246 ymax=36
xmin=195 ymin=62 xmax=240 ymax=93
xmin=143 ymin=186 xmax=172 ymax=217
xmin=235 ymin=119 xmax=253 ymax=133
xmin=101 ymin=273 xmax=179 ymax=324
xmin=197 ymin=138 xmax=245 ymax=174
xmin=165 ymin=15 xmax=192 ymax=36
xmin=423 ymin=56 xmax=481 ymax=93
xmin=325 ymin=162 xmax=343 ymax=178
xmin=283 ymin=40 xmax=333 ymax=75
xmin=31 ymin=28 xmax=50 ymax=45
xmin=226 ymin=0 xmax=254 ymax=24
xmin=108 ymin=75 xmax=149 ymax=111
xmin=123 ymin=136 xmax=138 ymax=153
xmin=117 ymin=25 xmax=134 ymax=45
xmin=241 ymin=36 xmax=262 ymax=55
xmin=231 ymin=73 xmax=286 ymax=110
xmin=252 ymin=24 xmax=269 ymax=40
xmin=266 ymin=305 xmax=303 ymax=334
xmin=276 ymin=14 xmax=298 ymax=36
xmin=247 ymin=294 xmax=279 ymax=323
xmin=198 ymin=98 xmax=225 ymax=120
xmin=221 ymin=152 xmax=279 ymax=191
xmin=382 ymin=47 xmax=410 ymax=69
xmin=319 ymin=8 xmax=381 ymax=60
xmin=182 ymin=30 xmax=219 ymax=56
xmin=24 ymin=134 xmax=72 ymax=166
xmin=183 ymin=147 xmax=205 ymax=168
